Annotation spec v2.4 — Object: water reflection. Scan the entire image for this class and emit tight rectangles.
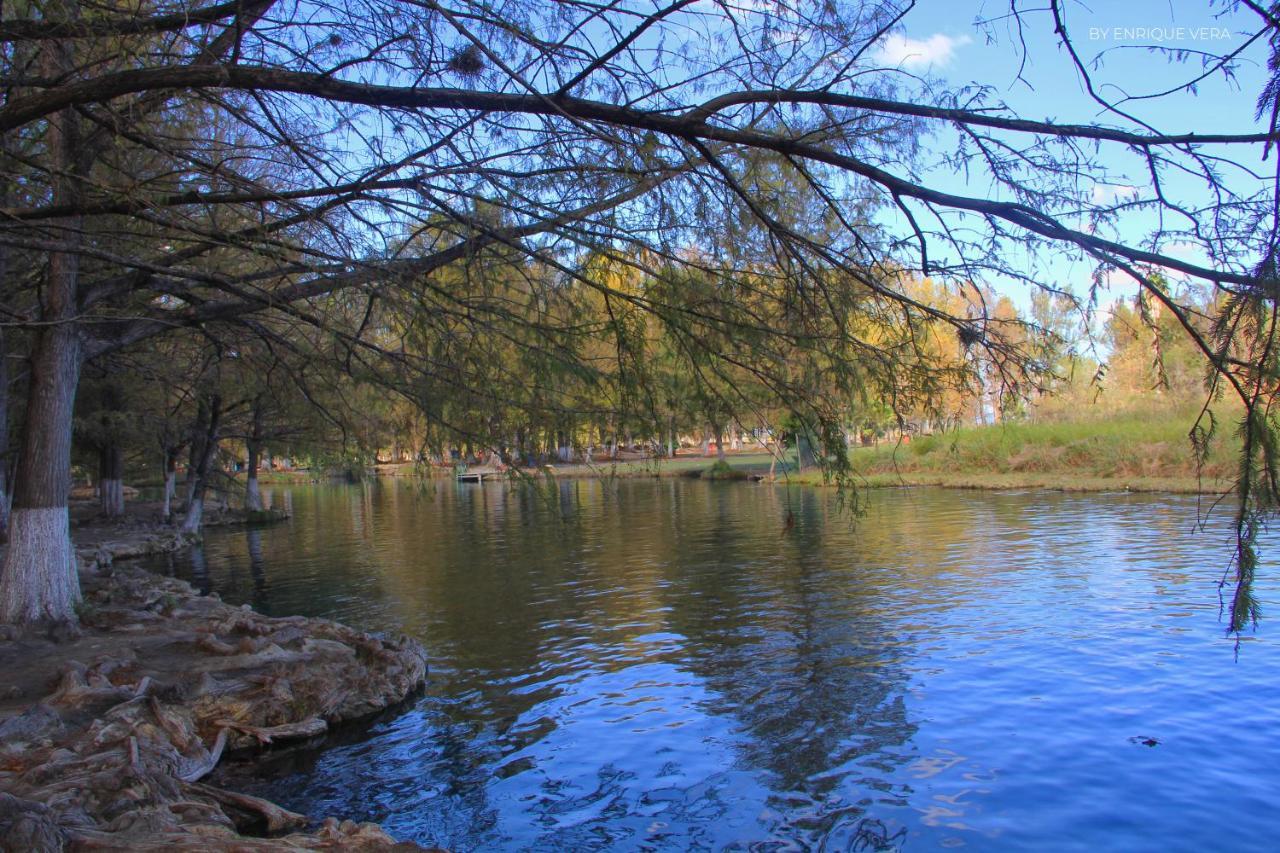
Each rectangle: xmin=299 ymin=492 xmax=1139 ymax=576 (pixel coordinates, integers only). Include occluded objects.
xmin=247 ymin=528 xmax=269 ymax=612
xmin=187 ymin=543 xmax=211 ymax=596
xmin=152 ymin=481 xmax=1280 ymax=852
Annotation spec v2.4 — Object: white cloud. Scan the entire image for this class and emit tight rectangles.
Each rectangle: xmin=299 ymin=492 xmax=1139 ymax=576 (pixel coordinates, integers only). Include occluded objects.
xmin=874 ymin=33 xmax=971 ymax=70
xmin=1161 ymin=240 xmax=1200 ymax=259
xmin=1090 ymin=183 xmax=1140 ymax=205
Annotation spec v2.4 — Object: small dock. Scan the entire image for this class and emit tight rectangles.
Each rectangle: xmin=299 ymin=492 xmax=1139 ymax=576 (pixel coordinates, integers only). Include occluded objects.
xmin=456 ymin=467 xmax=503 ymax=483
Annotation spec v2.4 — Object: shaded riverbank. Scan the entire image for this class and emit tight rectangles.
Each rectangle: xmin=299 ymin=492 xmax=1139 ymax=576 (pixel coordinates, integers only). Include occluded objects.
xmin=0 ymin=525 xmax=428 ymax=850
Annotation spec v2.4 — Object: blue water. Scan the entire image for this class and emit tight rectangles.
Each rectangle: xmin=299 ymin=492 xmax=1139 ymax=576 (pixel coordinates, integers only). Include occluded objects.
xmin=149 ymin=480 xmax=1280 ymax=851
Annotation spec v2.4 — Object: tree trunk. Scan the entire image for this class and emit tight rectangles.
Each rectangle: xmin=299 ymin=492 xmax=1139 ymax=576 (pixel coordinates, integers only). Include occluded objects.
xmin=0 ymin=323 xmax=82 ymax=625
xmin=0 ymin=158 xmax=11 ymax=541
xmin=245 ymin=396 xmax=264 ymax=512
xmin=715 ymin=425 xmax=726 ymax=462
xmin=797 ymin=431 xmax=819 ymax=470
xmin=0 ymin=326 xmax=9 ymax=543
xmin=96 ymin=380 xmax=125 ymax=517
xmin=667 ymin=416 xmax=675 ymax=459
xmin=0 ymin=15 xmax=87 ymax=626
xmin=98 ymin=441 xmax=125 ymax=517
xmin=245 ymin=468 xmax=262 ymax=512
xmin=184 ymin=397 xmax=209 ymax=511
xmin=181 ymin=395 xmax=222 ymax=535
xmin=162 ymin=449 xmax=178 ymax=522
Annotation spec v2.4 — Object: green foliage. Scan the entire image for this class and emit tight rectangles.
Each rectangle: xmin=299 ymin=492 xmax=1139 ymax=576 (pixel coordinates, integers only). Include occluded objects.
xmin=851 ymin=404 xmax=1241 ymax=483
xmin=704 ymin=460 xmax=749 ymax=480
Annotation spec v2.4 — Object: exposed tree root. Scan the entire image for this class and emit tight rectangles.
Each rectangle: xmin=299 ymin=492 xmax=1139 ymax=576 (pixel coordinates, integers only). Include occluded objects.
xmin=0 ymin=562 xmax=431 ymax=850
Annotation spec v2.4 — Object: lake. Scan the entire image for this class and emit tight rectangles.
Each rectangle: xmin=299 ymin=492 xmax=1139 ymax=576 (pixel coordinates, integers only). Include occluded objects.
xmin=145 ymin=479 xmax=1279 ymax=851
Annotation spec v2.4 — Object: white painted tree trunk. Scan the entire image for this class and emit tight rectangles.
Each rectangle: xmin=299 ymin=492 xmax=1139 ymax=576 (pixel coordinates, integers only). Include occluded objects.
xmin=162 ymin=469 xmax=176 ymax=521
xmin=181 ymin=497 xmax=204 ymax=535
xmin=183 ymin=469 xmax=199 ymax=511
xmin=245 ymin=396 xmax=264 ymax=512
xmin=99 ymin=478 xmax=124 ymax=517
xmin=0 ymin=508 xmax=79 ymax=624
xmin=0 ymin=12 xmax=85 ymax=627
xmin=245 ymin=477 xmax=262 ymax=512
xmin=181 ymin=394 xmax=221 ymax=535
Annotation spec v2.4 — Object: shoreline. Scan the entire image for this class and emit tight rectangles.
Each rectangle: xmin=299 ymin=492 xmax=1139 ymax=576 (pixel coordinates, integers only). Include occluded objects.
xmin=355 ymin=458 xmax=1234 ymax=496
xmin=776 ymin=469 xmax=1233 ymax=495
xmin=0 ymin=526 xmax=430 ymax=850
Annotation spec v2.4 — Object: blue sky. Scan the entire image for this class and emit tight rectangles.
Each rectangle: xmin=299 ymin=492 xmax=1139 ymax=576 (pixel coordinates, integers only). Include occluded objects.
xmin=874 ymin=1 xmax=1272 ymax=314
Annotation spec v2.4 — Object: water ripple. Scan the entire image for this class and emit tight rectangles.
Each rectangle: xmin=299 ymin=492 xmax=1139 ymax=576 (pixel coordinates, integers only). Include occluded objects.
xmin=152 ymin=481 xmax=1280 ymax=852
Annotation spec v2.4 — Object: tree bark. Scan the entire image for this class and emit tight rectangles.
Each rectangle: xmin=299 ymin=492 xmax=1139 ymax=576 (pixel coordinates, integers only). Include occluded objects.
xmin=0 ymin=323 xmax=82 ymax=625
xmin=181 ymin=395 xmax=222 ymax=535
xmin=0 ymin=326 xmax=9 ymax=542
xmin=244 ymin=395 xmax=264 ymax=512
xmin=0 ymin=144 xmax=11 ymax=542
xmin=796 ymin=431 xmax=818 ymax=470
xmin=161 ymin=447 xmax=179 ymax=522
xmin=97 ymin=381 xmax=125 ymax=517
xmin=98 ymin=441 xmax=124 ymax=517
xmin=184 ymin=396 xmax=209 ymax=511
xmin=0 ymin=11 xmax=87 ymax=626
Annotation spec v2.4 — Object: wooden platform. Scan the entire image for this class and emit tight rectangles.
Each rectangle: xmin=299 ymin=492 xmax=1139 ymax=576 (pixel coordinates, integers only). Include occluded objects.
xmin=456 ymin=467 xmax=503 ymax=483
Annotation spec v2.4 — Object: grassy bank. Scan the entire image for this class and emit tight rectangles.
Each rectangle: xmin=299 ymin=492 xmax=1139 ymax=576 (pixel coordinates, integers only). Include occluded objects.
xmin=783 ymin=406 xmax=1241 ymax=494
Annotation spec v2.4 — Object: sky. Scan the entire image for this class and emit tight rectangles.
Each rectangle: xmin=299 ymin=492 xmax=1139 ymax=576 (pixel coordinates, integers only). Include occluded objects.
xmin=869 ymin=0 xmax=1273 ymax=317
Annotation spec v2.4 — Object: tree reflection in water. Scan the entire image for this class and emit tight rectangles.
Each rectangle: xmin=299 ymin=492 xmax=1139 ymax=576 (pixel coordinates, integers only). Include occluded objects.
xmin=167 ymin=480 xmax=1279 ymax=852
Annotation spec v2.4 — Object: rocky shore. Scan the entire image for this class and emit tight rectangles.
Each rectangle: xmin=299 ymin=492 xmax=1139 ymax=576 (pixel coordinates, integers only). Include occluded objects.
xmin=0 ymin=529 xmax=430 ymax=851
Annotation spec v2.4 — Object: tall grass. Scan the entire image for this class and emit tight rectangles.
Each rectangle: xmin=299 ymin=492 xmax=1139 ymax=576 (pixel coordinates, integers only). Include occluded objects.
xmin=849 ymin=401 xmax=1240 ymax=485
